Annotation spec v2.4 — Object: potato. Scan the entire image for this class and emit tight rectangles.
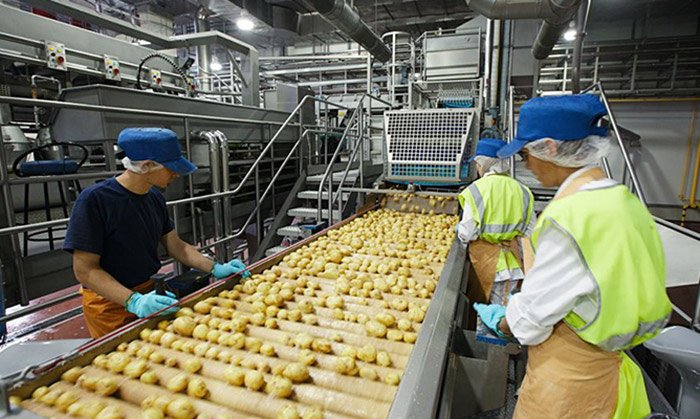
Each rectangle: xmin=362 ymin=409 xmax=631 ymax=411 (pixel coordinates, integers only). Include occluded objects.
xmin=391 ymin=298 xmax=409 ymax=312
xmin=226 ymin=332 xmax=246 ymax=349
xmin=95 ymin=377 xmax=119 ymax=397
xmin=408 ymin=307 xmax=425 ymax=323
xmin=282 ymin=363 xmax=309 ymax=383
xmin=376 ymin=351 xmax=392 ymax=367
xmin=68 ymin=400 xmax=105 ymax=418
xmin=39 ymin=389 xmax=62 ymax=406
xmin=334 ymin=356 xmax=358 ymax=376
xmin=192 ymin=324 xmax=209 ymax=340
xmin=124 ymin=359 xmax=148 ymax=378
xmin=61 ymin=366 xmax=84 ymax=383
xmin=54 ymin=390 xmax=79 ymax=411
xmin=297 ymin=349 xmax=316 ymax=366
xmin=365 ymin=320 xmax=387 ymax=338
xmin=387 ymin=329 xmax=404 ymax=341
xmin=193 ymin=301 xmax=212 ymax=314
xmin=244 ymin=370 xmax=265 ymax=391
xmin=265 ymin=376 xmax=294 ymax=398
xmin=152 ymin=395 xmax=172 ymax=412
xmin=277 ymin=404 xmax=300 ymax=419
xmin=173 ymin=317 xmax=196 ymax=337
xmin=245 ymin=337 xmax=263 ymax=353
xmin=397 ymin=318 xmax=413 ymax=331
xmin=140 ymin=370 xmax=158 ymax=385
xmin=359 ymin=367 xmax=378 ymax=381
xmin=288 ymin=309 xmax=302 ymax=322
xmin=149 ymin=352 xmax=165 ymax=364
xmin=385 ymin=373 xmax=401 ymax=385
xmin=166 ymin=373 xmax=189 ymax=393
xmin=193 ymin=342 xmax=210 ymax=357
xmin=357 ymin=344 xmax=377 ymax=363
xmin=107 ymin=352 xmax=130 ymax=373
xmin=166 ymin=398 xmax=196 ymax=419
xmin=293 ymin=333 xmax=314 ymax=350
xmin=375 ymin=312 xmax=396 ymax=327
xmin=96 ymin=405 xmax=122 ymax=419
xmin=302 ymin=314 xmax=317 ymax=325
xmin=404 ymin=332 xmax=418 ymax=343
xmin=77 ymin=375 xmax=98 ymax=391
xmin=93 ymin=354 xmax=109 ymax=369
xmin=183 ymin=358 xmax=202 ymax=373
xmin=187 ymin=378 xmax=208 ymax=398
xmin=165 ymin=357 xmax=178 ymax=367
xmin=224 ymin=366 xmax=246 ymax=386
xmin=136 ymin=346 xmax=154 ymax=360
xmin=311 ymin=338 xmax=332 ymax=354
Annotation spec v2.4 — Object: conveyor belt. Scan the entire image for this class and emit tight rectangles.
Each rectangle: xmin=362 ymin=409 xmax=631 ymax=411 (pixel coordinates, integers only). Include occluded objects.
xmin=8 ymin=197 xmax=462 ymax=419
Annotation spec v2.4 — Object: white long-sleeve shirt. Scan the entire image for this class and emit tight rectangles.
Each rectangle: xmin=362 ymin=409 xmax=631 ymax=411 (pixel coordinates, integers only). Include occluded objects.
xmin=505 ymin=166 xmax=618 ymax=345
xmin=457 ymin=172 xmax=537 ymax=281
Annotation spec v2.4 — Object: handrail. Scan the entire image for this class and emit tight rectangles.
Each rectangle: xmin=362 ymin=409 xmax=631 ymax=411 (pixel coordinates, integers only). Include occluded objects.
xmin=508 ymin=85 xmax=516 ymax=178
xmin=582 ymin=82 xmax=647 ymax=205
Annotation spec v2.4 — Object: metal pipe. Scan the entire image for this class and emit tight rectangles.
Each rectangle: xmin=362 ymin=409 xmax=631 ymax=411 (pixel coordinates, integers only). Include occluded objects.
xmin=184 ymin=119 xmax=197 ymax=246
xmin=215 ymin=131 xmax=232 ymax=259
xmin=508 ymin=86 xmax=516 ymax=178
xmin=484 ymin=19 xmax=493 ymax=104
xmin=195 ymin=7 xmax=211 ymax=93
xmin=307 ymin=0 xmax=391 ymax=62
xmin=596 ymin=83 xmax=647 ymax=205
xmin=571 ymin=0 xmax=590 ymax=93
xmin=490 ymin=20 xmax=502 ymax=116
xmin=7 ymin=171 xmax=121 ymax=185
xmin=0 ymin=291 xmax=80 ymax=323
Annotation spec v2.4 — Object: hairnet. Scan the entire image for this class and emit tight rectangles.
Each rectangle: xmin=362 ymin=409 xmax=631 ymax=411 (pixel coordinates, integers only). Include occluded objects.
xmin=122 ymin=157 xmax=164 ymax=174
xmin=524 ymin=135 xmax=611 ymax=168
xmin=473 ymin=155 xmax=510 ymax=174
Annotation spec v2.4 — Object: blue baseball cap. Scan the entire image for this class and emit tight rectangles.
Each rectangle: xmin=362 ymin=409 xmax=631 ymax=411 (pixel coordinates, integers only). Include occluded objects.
xmin=497 ymin=94 xmax=609 ymax=158
xmin=117 ymin=128 xmax=197 ymax=175
xmin=468 ymin=138 xmax=508 ymax=162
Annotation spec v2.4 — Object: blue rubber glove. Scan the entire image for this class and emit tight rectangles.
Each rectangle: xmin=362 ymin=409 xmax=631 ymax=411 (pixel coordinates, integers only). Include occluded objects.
xmin=473 ymin=303 xmax=507 ymax=337
xmin=211 ymin=258 xmax=250 ymax=280
xmin=126 ymin=290 xmax=178 ymax=318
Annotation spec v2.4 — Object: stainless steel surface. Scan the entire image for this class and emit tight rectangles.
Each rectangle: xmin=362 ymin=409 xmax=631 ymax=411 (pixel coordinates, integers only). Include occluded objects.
xmin=0 ymin=340 xmax=89 ymax=378
xmin=388 ymin=238 xmax=466 ymax=418
xmin=421 ymin=29 xmax=481 ymax=81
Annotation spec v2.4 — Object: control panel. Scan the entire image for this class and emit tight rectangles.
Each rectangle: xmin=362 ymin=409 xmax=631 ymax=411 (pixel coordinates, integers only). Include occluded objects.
xmin=149 ymin=69 xmax=162 ymax=87
xmin=103 ymin=55 xmax=121 ymax=81
xmin=44 ymin=41 xmax=66 ymax=71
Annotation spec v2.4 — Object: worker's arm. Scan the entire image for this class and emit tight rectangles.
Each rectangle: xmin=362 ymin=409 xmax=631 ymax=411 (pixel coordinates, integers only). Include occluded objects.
xmin=72 ymin=250 xmax=133 ymax=306
xmin=504 ymin=218 xmax=597 ymax=345
xmin=456 ymin=204 xmax=479 ymax=245
xmin=161 ymin=230 xmax=214 ymax=272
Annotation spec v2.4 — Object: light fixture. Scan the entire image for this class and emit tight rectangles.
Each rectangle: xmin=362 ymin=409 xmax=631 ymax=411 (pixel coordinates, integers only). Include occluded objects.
xmin=236 ymin=17 xmax=254 ymax=31
xmin=563 ymin=29 xmax=577 ymax=42
xmin=210 ymin=58 xmax=222 ymax=72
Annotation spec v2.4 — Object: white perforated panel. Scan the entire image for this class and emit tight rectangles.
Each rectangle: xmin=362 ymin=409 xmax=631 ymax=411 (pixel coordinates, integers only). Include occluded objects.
xmin=384 ymin=109 xmax=475 ymax=183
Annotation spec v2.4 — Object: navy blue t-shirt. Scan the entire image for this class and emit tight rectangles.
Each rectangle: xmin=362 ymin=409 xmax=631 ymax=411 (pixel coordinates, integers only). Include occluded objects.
xmin=64 ymin=178 xmax=174 ymax=288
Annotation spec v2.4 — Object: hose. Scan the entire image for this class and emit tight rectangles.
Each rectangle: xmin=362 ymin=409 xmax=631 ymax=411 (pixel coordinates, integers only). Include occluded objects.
xmin=136 ymin=52 xmax=195 ymax=95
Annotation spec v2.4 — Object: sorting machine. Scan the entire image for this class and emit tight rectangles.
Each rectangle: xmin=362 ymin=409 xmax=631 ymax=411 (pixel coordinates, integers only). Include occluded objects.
xmin=0 ymin=193 xmax=508 ymax=419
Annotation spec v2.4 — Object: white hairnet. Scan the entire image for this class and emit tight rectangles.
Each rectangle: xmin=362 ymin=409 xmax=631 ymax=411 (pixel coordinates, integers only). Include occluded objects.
xmin=473 ymin=155 xmax=510 ymax=174
xmin=524 ymin=135 xmax=611 ymax=168
xmin=122 ymin=157 xmax=164 ymax=174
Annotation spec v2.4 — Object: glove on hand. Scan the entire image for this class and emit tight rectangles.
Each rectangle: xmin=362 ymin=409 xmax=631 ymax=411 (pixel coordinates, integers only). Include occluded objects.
xmin=126 ymin=290 xmax=178 ymax=318
xmin=211 ymin=258 xmax=250 ymax=279
xmin=473 ymin=303 xmax=507 ymax=337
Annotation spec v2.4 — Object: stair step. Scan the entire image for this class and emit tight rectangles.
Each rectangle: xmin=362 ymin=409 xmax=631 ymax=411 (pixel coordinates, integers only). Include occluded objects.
xmin=288 ymin=207 xmax=341 ymax=220
xmin=306 ymin=170 xmax=359 ymax=184
xmin=265 ymin=245 xmax=287 ymax=257
xmin=297 ymin=190 xmax=350 ymax=201
xmin=277 ymin=225 xmax=308 ymax=238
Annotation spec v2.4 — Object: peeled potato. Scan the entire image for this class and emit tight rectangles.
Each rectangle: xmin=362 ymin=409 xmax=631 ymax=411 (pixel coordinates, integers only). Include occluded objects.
xmin=277 ymin=404 xmax=300 ymax=419
xmin=224 ymin=366 xmax=246 ymax=386
xmin=140 ymin=370 xmax=158 ymax=385
xmin=385 ymin=373 xmax=401 ymax=385
xmin=39 ymin=389 xmax=62 ymax=406
xmin=357 ymin=344 xmax=377 ymax=363
xmin=283 ymin=363 xmax=309 ymax=383
xmin=142 ymin=407 xmax=165 ymax=419
xmin=365 ymin=320 xmax=387 ymax=338
xmin=293 ymin=333 xmax=314 ymax=350
xmin=61 ymin=366 xmax=84 ymax=383
xmin=387 ymin=329 xmax=404 ymax=342
xmin=302 ymin=406 xmax=324 ymax=419
xmin=166 ymin=397 xmax=195 ymax=419
xmin=183 ymin=358 xmax=202 ymax=374
xmin=408 ymin=307 xmax=425 ymax=323
xmin=376 ymin=351 xmax=392 ymax=367
xmin=260 ymin=343 xmax=276 ymax=357
xmin=166 ymin=373 xmax=189 ymax=393
xmin=265 ymin=376 xmax=294 ymax=398
xmin=123 ymin=359 xmax=148 ymax=378
xmin=55 ymin=390 xmax=80 ymax=411
xmin=359 ymin=367 xmax=378 ymax=381
xmin=187 ymin=378 xmax=208 ymax=398
xmin=334 ymin=356 xmax=358 ymax=376
xmin=173 ymin=317 xmax=196 ymax=337
xmin=244 ymin=370 xmax=265 ymax=391
xmin=96 ymin=405 xmax=122 ymax=419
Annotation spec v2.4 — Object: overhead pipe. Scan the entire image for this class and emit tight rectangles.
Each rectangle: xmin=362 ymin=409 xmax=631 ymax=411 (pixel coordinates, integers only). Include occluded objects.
xmin=195 ymin=7 xmax=212 ymax=93
xmin=467 ymin=0 xmax=582 ymax=59
xmin=306 ymin=0 xmax=392 ymax=62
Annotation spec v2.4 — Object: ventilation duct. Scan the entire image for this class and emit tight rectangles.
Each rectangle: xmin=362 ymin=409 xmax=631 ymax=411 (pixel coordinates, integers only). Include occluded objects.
xmin=466 ymin=0 xmax=582 ymax=59
xmin=306 ymin=0 xmax=391 ymax=62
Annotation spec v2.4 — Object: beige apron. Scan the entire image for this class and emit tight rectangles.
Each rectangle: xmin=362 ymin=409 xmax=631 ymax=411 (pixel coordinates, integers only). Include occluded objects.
xmin=514 ymin=167 xmax=621 ymax=419
xmin=468 ymin=239 xmax=522 ymax=304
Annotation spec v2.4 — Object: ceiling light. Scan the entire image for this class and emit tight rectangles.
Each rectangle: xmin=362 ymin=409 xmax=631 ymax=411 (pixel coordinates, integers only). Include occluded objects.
xmin=563 ymin=29 xmax=577 ymax=42
xmin=236 ymin=17 xmax=254 ymax=31
xmin=210 ymin=58 xmax=222 ymax=72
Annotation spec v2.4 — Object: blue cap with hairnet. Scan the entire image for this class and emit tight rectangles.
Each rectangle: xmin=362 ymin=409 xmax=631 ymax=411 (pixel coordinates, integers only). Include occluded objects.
xmin=118 ymin=128 xmax=198 ymax=175
xmin=468 ymin=138 xmax=508 ymax=162
xmin=497 ymin=94 xmax=609 ymax=158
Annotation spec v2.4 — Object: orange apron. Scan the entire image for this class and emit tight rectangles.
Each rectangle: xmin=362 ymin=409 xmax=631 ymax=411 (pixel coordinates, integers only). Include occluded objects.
xmin=80 ymin=279 xmax=154 ymax=338
xmin=514 ymin=167 xmax=621 ymax=418
xmin=468 ymin=239 xmax=522 ymax=304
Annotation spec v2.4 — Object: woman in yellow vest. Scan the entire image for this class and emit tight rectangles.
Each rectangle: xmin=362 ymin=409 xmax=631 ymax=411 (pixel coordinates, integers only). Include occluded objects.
xmin=473 ymin=94 xmax=672 ymax=418
xmin=457 ymin=138 xmax=534 ymax=308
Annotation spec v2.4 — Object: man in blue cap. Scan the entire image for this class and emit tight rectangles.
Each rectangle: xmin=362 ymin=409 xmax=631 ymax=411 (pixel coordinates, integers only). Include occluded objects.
xmin=457 ymin=138 xmax=534 ymax=308
xmin=473 ymin=95 xmax=671 ymax=418
xmin=65 ymin=128 xmax=249 ymax=338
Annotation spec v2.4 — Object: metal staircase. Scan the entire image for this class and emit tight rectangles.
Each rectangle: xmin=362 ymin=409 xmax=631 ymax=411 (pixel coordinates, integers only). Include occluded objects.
xmin=257 ymin=94 xmax=393 ymax=259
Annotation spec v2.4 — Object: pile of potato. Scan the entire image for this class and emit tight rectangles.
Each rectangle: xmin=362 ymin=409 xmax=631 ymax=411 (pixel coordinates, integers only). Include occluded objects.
xmin=17 ymin=207 xmax=457 ymax=419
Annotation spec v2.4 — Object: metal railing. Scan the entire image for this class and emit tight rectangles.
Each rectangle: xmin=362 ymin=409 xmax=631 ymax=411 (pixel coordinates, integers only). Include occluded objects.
xmin=317 ymin=93 xmax=393 ymax=224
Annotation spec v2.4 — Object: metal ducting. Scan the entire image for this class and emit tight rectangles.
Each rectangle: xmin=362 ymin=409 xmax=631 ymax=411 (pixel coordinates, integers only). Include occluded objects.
xmin=466 ymin=0 xmax=582 ymax=59
xmin=306 ymin=0 xmax=392 ymax=62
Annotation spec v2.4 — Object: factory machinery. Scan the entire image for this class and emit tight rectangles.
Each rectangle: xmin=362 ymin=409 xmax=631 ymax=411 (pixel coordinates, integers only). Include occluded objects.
xmin=0 ymin=1 xmax=699 ymax=418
